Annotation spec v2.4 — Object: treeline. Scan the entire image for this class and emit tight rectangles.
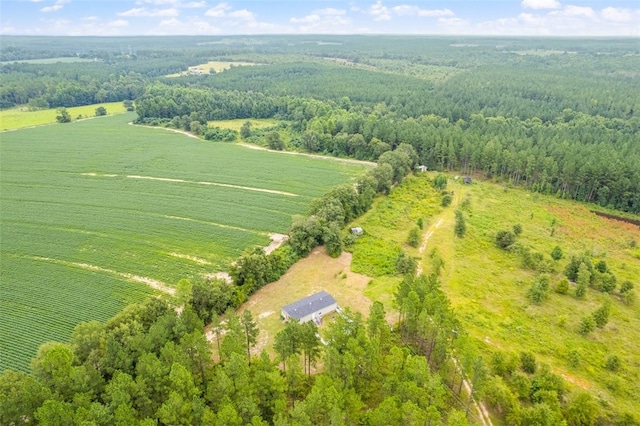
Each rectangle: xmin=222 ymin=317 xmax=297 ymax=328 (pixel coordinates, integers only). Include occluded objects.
xmin=299 ymin=108 xmax=640 ymax=213
xmin=0 ymin=269 xmax=610 ymax=425
xmin=133 ymin=83 xmax=639 ymax=213
xmin=0 ymin=55 xmax=206 ymax=109
xmin=0 ymin=289 xmax=478 ymax=425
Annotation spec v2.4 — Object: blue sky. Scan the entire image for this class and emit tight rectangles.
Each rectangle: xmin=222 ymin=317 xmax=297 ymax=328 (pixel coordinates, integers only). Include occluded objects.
xmin=1 ymin=0 xmax=639 ymax=36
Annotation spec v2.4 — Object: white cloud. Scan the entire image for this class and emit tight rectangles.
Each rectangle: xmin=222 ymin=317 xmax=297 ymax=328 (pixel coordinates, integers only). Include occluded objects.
xmin=521 ymin=0 xmax=561 ymax=9
xmin=290 ymin=14 xmax=320 ymax=24
xmin=601 ymin=7 xmax=635 ymax=22
xmin=135 ymin=0 xmax=179 ymax=5
xmin=317 ymin=8 xmax=346 ymax=16
xmin=552 ymin=5 xmax=595 ymax=17
xmin=228 ymin=9 xmax=255 ymax=20
xmin=290 ymin=8 xmax=347 ymax=24
xmin=290 ymin=8 xmax=351 ymax=33
xmin=370 ymin=1 xmax=391 ymax=21
xmin=147 ymin=17 xmax=222 ymax=35
xmin=183 ymin=1 xmax=206 ymax=8
xmin=437 ymin=17 xmax=470 ymax=32
xmin=118 ymin=7 xmax=179 ymax=17
xmin=205 ymin=2 xmax=231 ymax=17
xmin=134 ymin=0 xmax=206 ymax=7
xmin=40 ymin=0 xmax=70 ymax=13
xmin=392 ymin=5 xmax=454 ymax=17
xmin=108 ymin=19 xmax=129 ymax=28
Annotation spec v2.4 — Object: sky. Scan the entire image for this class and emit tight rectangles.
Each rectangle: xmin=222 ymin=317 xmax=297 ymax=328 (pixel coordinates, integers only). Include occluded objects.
xmin=1 ymin=0 xmax=639 ymax=36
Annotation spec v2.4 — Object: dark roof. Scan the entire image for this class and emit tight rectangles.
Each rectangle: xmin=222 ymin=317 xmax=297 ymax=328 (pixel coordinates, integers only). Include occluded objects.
xmin=282 ymin=291 xmax=337 ymax=319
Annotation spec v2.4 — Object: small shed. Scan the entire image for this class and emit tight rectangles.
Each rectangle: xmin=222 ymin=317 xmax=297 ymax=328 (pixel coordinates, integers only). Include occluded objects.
xmin=350 ymin=227 xmax=363 ymax=236
xmin=417 ymin=165 xmax=427 ymax=172
xmin=463 ymin=176 xmax=472 ymax=184
xmin=281 ymin=291 xmax=338 ymax=324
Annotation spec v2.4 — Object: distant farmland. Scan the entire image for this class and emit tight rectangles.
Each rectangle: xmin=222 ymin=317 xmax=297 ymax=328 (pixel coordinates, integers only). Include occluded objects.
xmin=0 ymin=113 xmax=369 ymax=372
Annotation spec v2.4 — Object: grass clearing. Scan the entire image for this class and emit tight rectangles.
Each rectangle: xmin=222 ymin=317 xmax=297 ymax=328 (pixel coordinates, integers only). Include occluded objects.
xmin=0 ymin=113 xmax=368 ymax=372
xmin=349 ymin=174 xmax=443 ymax=277
xmin=238 ymin=246 xmax=373 ymax=357
xmin=447 ymin=181 xmax=640 ymax=416
xmin=0 ymin=101 xmax=127 ymax=130
xmin=346 ymin=173 xmax=640 ymax=418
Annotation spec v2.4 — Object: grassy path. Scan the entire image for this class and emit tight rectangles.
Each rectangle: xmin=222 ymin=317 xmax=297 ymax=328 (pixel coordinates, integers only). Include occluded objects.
xmin=415 ymin=184 xmax=493 ymax=426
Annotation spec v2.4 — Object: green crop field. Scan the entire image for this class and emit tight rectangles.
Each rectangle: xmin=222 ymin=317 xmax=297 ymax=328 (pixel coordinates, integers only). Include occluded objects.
xmin=0 ymin=113 xmax=369 ymax=372
xmin=0 ymin=101 xmax=127 ymax=131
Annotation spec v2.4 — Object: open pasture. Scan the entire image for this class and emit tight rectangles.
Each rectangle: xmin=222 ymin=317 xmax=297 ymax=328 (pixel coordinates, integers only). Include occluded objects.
xmin=447 ymin=182 xmax=640 ymax=416
xmin=346 ymin=174 xmax=640 ymax=417
xmin=0 ymin=101 xmax=127 ymax=131
xmin=0 ymin=113 xmax=369 ymax=372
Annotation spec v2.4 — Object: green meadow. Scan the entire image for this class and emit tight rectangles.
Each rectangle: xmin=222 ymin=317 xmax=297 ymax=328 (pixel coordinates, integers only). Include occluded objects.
xmin=448 ymin=181 xmax=640 ymax=417
xmin=0 ymin=113 xmax=369 ymax=372
xmin=348 ymin=174 xmax=640 ymax=418
xmin=0 ymin=101 xmax=127 ymax=131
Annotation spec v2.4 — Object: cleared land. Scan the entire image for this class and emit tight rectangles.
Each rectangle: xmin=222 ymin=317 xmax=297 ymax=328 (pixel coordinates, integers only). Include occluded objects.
xmin=0 ymin=113 xmax=369 ymax=372
xmin=208 ymin=118 xmax=279 ymax=132
xmin=0 ymin=101 xmax=127 ymax=131
xmin=348 ymin=173 xmax=640 ymax=418
xmin=167 ymin=60 xmax=257 ymax=77
xmin=238 ymin=246 xmax=373 ymax=357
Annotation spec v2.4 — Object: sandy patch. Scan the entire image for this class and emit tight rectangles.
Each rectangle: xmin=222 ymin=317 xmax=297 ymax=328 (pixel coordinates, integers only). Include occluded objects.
xmin=417 ymin=217 xmax=445 ymax=275
xmin=127 ymin=175 xmax=299 ymax=196
xmin=129 ymin=122 xmax=199 ymax=139
xmin=238 ymin=246 xmax=373 ymax=355
xmin=264 ymin=233 xmax=288 ymax=255
xmin=79 ymin=171 xmax=298 ymax=197
xmin=203 ymin=271 xmax=233 ymax=283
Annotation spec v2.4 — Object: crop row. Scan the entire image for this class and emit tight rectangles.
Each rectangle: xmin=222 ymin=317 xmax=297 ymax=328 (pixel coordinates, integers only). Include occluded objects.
xmin=1 ymin=255 xmax=155 ymax=372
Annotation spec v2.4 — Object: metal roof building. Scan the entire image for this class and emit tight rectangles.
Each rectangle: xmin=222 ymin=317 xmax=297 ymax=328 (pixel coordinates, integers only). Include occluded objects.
xmin=281 ymin=290 xmax=338 ymax=324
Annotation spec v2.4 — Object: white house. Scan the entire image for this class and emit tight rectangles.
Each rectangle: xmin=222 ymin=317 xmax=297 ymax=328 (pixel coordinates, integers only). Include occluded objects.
xmin=281 ymin=291 xmax=338 ymax=324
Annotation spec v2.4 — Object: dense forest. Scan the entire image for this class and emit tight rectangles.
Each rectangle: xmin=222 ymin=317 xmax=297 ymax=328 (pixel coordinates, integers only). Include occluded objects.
xmin=1 ymin=35 xmax=639 ymax=425
xmin=2 ymin=268 xmax=606 ymax=425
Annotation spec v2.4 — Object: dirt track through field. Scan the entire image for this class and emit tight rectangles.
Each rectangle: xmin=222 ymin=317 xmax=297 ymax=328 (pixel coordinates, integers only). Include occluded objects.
xmin=24 ymin=255 xmax=175 ymax=295
xmin=415 ymin=189 xmax=492 ymax=426
xmin=80 ymin=173 xmax=299 ymax=197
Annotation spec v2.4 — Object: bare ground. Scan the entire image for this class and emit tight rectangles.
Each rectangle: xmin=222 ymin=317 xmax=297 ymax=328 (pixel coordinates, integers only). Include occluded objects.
xmin=237 ymin=246 xmax=373 ymax=355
